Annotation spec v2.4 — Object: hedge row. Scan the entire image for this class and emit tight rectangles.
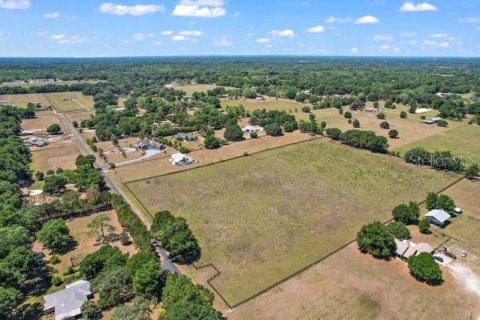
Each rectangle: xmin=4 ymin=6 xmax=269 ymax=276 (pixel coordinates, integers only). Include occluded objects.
xmin=111 ymin=194 xmax=152 ymax=252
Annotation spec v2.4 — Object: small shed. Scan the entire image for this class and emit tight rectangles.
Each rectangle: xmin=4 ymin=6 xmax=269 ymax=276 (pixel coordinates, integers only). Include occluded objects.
xmin=171 ymin=153 xmax=194 ymax=166
xmin=175 ymin=133 xmax=198 ymax=142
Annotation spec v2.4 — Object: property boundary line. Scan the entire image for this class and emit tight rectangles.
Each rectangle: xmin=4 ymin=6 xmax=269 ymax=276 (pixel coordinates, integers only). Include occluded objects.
xmin=124 ymin=135 xmax=323 ymax=184
xmin=122 ymin=138 xmax=468 ymax=310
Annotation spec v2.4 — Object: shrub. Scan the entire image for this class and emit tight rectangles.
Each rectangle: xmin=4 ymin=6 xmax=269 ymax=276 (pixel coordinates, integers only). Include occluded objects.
xmin=352 ymin=119 xmax=360 ymax=128
xmin=437 ymin=119 xmax=448 ymax=127
xmin=47 ymin=123 xmax=61 ymax=134
xmin=386 ymin=221 xmax=410 ymax=240
xmin=344 ymin=111 xmax=352 ymax=119
xmin=408 ymin=253 xmax=442 ymax=285
xmin=376 ymin=112 xmax=385 ymax=120
xmin=388 ymin=129 xmax=399 ymax=138
xmin=392 ymin=202 xmax=420 ymax=225
xmin=380 ymin=121 xmax=390 ymax=129
xmin=301 ymin=106 xmax=311 ymax=113
xmin=49 ymin=255 xmax=60 ymax=264
xmin=400 ymin=111 xmax=407 ymax=119
xmin=418 ymin=218 xmax=431 ymax=234
xmin=52 ymin=276 xmax=63 ymax=287
xmin=325 ymin=128 xmax=342 ymax=140
xmin=249 ymin=132 xmax=258 ymax=139
xmin=224 ymin=122 xmax=244 ymax=141
xmin=264 ymin=123 xmax=283 ymax=136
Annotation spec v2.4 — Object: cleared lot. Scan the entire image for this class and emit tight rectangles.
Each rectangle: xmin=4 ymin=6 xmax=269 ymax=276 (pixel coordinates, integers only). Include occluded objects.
xmin=0 ymin=93 xmax=51 ymax=107
xmin=45 ymin=92 xmax=94 ymax=112
xmin=127 ymin=139 xmax=458 ymax=305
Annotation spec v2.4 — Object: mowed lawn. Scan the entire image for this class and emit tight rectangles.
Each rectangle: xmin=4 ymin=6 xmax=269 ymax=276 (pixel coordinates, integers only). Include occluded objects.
xmin=127 ymin=139 xmax=458 ymax=305
xmin=45 ymin=92 xmax=94 ymax=112
xmin=396 ymin=124 xmax=480 ymax=164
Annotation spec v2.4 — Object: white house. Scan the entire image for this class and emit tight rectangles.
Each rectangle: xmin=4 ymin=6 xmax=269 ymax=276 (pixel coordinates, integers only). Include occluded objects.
xmin=242 ymin=125 xmax=262 ymax=133
xmin=395 ymin=239 xmax=434 ymax=260
xmin=425 ymin=209 xmax=451 ymax=226
xmin=44 ymin=280 xmax=93 ymax=320
xmin=171 ymin=153 xmax=194 ymax=166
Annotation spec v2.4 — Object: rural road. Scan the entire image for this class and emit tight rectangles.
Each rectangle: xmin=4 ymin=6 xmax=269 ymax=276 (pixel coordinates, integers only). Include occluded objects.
xmin=57 ymin=111 xmax=181 ymax=274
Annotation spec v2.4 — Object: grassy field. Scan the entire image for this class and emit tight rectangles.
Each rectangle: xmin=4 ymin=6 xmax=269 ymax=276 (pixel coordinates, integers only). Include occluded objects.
xmin=228 ymin=243 xmax=479 ymax=320
xmin=0 ymin=80 xmax=101 ymax=88
xmin=174 ymin=84 xmax=236 ymax=95
xmin=45 ymin=92 xmax=94 ymax=112
xmin=396 ymin=124 xmax=480 ymax=164
xmin=127 ymin=139 xmax=458 ymax=305
xmin=31 ymin=142 xmax=80 ymax=172
xmin=0 ymin=93 xmax=51 ymax=107
xmin=443 ymin=179 xmax=480 ymax=219
xmin=221 ymin=97 xmax=304 ymax=114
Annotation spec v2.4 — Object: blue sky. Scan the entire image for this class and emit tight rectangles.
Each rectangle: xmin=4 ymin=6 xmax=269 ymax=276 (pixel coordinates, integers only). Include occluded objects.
xmin=0 ymin=0 xmax=479 ymax=57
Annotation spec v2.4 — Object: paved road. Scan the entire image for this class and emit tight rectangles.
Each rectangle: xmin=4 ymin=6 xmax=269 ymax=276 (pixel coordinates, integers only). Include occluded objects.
xmin=57 ymin=112 xmax=181 ymax=274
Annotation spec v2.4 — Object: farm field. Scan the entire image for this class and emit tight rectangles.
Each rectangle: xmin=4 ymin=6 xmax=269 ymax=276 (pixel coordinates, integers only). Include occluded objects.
xmin=108 ymin=131 xmax=312 ymax=185
xmin=443 ymin=179 xmax=480 ymax=219
xmin=45 ymin=92 xmax=94 ymax=112
xmin=21 ymin=114 xmax=65 ymax=132
xmin=221 ymin=97 xmax=304 ymax=114
xmin=227 ymin=243 xmax=479 ymax=320
xmin=0 ymin=79 xmax=101 ymax=88
xmin=174 ymin=84 xmax=236 ymax=95
xmin=31 ymin=142 xmax=80 ymax=172
xmin=65 ymin=110 xmax=94 ymax=125
xmin=396 ymin=124 xmax=480 ymax=164
xmin=0 ymin=93 xmax=51 ymax=107
xmin=126 ymin=139 xmax=458 ymax=305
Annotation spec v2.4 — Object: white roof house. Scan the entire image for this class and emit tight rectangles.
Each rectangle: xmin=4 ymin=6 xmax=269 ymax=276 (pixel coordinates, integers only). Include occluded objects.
xmin=425 ymin=209 xmax=451 ymax=226
xmin=171 ymin=153 xmax=194 ymax=166
xmin=44 ymin=280 xmax=92 ymax=320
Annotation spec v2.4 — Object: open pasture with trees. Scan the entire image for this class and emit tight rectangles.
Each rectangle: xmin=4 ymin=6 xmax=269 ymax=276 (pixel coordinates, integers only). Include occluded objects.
xmin=45 ymin=92 xmax=94 ymax=112
xmin=34 ymin=210 xmax=136 ymax=276
xmin=20 ymin=113 xmax=65 ymax=132
xmin=221 ymin=97 xmax=304 ymax=114
xmin=174 ymin=84 xmax=221 ymax=95
xmin=228 ymin=243 xmax=479 ymax=320
xmin=127 ymin=139 xmax=458 ymax=305
xmin=396 ymin=124 xmax=480 ymax=164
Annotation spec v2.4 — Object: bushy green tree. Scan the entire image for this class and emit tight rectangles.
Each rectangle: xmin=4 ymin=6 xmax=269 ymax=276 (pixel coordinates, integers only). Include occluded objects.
xmin=0 ymin=286 xmax=23 ymax=318
xmin=356 ymin=221 xmax=396 ymax=259
xmin=91 ymin=267 xmax=133 ymax=309
xmin=386 ymin=221 xmax=410 ymax=240
xmin=46 ymin=123 xmax=61 ymax=134
xmin=264 ymin=123 xmax=283 ymax=136
xmin=81 ymin=300 xmax=100 ymax=320
xmin=352 ymin=119 xmax=360 ymax=128
xmin=223 ymin=122 xmax=244 ymax=141
xmin=43 ymin=175 xmax=68 ymax=195
xmin=133 ymin=260 xmax=167 ymax=299
xmin=37 ymin=218 xmax=73 ymax=251
xmin=465 ymin=163 xmax=479 ymax=180
xmin=392 ymin=202 xmax=420 ymax=224
xmin=388 ymin=129 xmax=399 ymax=138
xmin=79 ymin=245 xmax=128 ymax=280
xmin=418 ymin=218 xmax=431 ymax=234
xmin=408 ymin=253 xmax=442 ymax=285
xmin=380 ymin=121 xmax=390 ymax=129
xmin=110 ymin=297 xmax=150 ymax=320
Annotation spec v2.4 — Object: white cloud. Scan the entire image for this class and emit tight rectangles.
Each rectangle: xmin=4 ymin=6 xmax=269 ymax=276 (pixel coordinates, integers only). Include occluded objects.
xmin=354 ymin=15 xmax=379 ymax=24
xmin=233 ymin=12 xmax=240 ymax=17
xmin=270 ymin=29 xmax=295 ymax=38
xmin=179 ymin=30 xmax=205 ymax=36
xmin=458 ymin=17 xmax=480 ymax=24
xmin=49 ymin=34 xmax=85 ymax=44
xmin=161 ymin=30 xmax=174 ymax=36
xmin=0 ymin=0 xmax=30 ymax=9
xmin=423 ymin=40 xmax=450 ymax=48
xmin=373 ymin=34 xmax=393 ymax=42
xmin=172 ymin=0 xmax=225 ymax=18
xmin=98 ymin=3 xmax=164 ymax=16
xmin=325 ymin=16 xmax=351 ymax=24
xmin=380 ymin=44 xmax=391 ymax=50
xmin=44 ymin=12 xmax=60 ymax=19
xmin=37 ymin=31 xmax=48 ymax=36
xmin=256 ymin=38 xmax=271 ymax=43
xmin=132 ymin=33 xmax=155 ymax=41
xmin=213 ymin=39 xmax=233 ymax=46
xmin=430 ymin=33 xmax=447 ymax=38
xmin=153 ymin=41 xmax=162 ymax=46
xmin=394 ymin=48 xmax=401 ymax=52
xmin=400 ymin=2 xmax=438 ymax=12
xmin=305 ymin=25 xmax=325 ymax=33
xmin=172 ymin=35 xmax=187 ymax=41
xmin=350 ymin=47 xmax=359 ymax=53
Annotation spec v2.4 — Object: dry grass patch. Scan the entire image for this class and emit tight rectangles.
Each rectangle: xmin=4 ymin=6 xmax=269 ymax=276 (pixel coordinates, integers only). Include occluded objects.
xmin=127 ymin=139 xmax=458 ymax=305
xmin=65 ymin=111 xmax=94 ymax=125
xmin=21 ymin=114 xmax=64 ymax=132
xmin=443 ymin=179 xmax=480 ymax=218
xmin=108 ymin=131 xmax=311 ymax=184
xmin=227 ymin=244 xmax=479 ymax=320
xmin=31 ymin=142 xmax=80 ymax=172
xmin=45 ymin=92 xmax=94 ymax=112
xmin=0 ymin=93 xmax=50 ymax=107
xmin=221 ymin=97 xmax=304 ymax=114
